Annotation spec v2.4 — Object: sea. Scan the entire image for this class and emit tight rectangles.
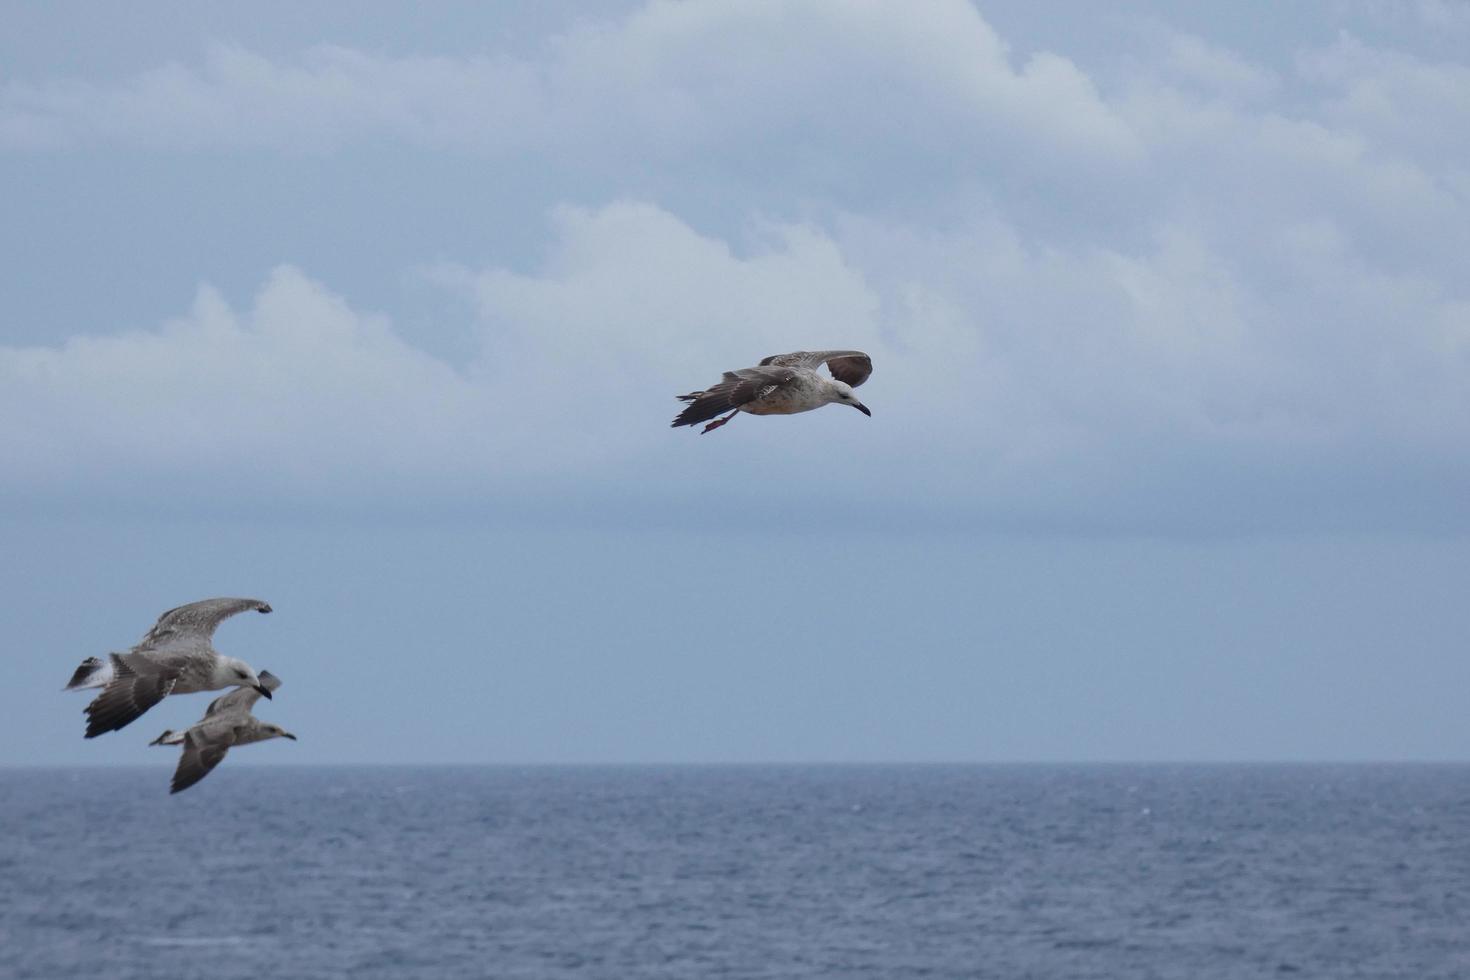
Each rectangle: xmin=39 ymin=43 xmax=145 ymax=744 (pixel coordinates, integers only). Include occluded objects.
xmin=2 ymin=764 xmax=1467 ymax=979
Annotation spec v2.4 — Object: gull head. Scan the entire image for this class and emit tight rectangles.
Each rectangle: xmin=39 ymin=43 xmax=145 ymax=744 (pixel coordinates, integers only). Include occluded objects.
xmin=827 ymin=380 xmax=872 ymax=417
xmin=217 ymin=657 xmax=271 ymax=698
xmin=263 ymin=724 xmax=297 ymax=742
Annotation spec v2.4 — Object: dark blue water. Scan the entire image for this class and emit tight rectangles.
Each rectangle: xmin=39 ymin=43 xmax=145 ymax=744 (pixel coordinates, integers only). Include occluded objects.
xmin=3 ymin=765 xmax=1468 ymax=979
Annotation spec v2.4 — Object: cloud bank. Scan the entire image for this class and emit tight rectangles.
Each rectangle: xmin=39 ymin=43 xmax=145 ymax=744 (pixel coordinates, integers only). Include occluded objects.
xmin=1 ymin=1 xmax=1132 ymax=163
xmin=2 ymin=0 xmax=1466 ymax=530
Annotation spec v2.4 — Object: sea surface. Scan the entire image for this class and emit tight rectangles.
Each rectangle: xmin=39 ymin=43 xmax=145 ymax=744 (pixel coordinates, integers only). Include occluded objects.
xmin=2 ymin=764 xmax=1468 ymax=979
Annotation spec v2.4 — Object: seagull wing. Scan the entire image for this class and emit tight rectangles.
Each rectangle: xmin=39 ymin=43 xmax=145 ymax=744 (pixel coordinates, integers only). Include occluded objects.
xmin=202 ymin=669 xmax=281 ymax=718
xmin=672 ymin=366 xmax=796 ymax=427
xmin=759 ymin=350 xmax=873 ymax=388
xmin=170 ymin=725 xmax=239 ymax=794
xmin=140 ymin=597 xmax=272 ymax=647
xmin=83 ymin=653 xmax=180 ymax=738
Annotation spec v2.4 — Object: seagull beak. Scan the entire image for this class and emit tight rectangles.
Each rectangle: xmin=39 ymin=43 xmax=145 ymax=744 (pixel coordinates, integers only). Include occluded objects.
xmin=854 ymin=403 xmax=872 ymax=417
xmin=282 ymin=732 xmax=298 ymax=741
xmin=256 ymin=684 xmax=273 ymax=699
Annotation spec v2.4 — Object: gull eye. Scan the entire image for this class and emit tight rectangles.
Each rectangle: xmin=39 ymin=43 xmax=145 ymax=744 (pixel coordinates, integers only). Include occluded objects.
xmin=236 ymin=670 xmax=248 ymax=679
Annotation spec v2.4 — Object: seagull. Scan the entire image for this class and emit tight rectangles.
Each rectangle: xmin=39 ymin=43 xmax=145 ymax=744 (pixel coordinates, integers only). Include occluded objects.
xmin=672 ymin=350 xmax=873 ymax=433
xmin=149 ymin=670 xmax=296 ymax=794
xmin=64 ymin=597 xmax=275 ymax=739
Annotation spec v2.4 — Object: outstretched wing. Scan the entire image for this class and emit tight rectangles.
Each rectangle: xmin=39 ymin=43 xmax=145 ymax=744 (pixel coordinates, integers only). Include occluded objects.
xmin=170 ymin=727 xmax=238 ymax=794
xmin=140 ymin=598 xmax=272 ymax=648
xmin=84 ymin=653 xmax=180 ymax=738
xmin=203 ymin=669 xmax=282 ymax=718
xmin=759 ymin=350 xmax=872 ymax=388
xmin=671 ymin=366 xmax=796 ymax=428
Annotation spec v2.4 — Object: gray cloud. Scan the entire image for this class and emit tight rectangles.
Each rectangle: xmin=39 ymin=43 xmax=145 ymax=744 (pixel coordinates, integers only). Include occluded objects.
xmin=2 ymin=1 xmax=1466 ymax=531
xmin=5 ymin=195 xmax=1465 ymax=532
xmin=0 ymin=1 xmax=1133 ymax=164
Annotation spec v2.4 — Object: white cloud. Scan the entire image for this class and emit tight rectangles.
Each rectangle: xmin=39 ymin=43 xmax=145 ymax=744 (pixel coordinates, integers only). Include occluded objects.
xmin=7 ymin=194 xmax=1466 ymax=529
xmin=1 ymin=267 xmax=492 ymax=493
xmin=0 ymin=208 xmax=889 ymax=502
xmin=463 ymin=201 xmax=880 ymax=383
xmin=0 ymin=44 xmax=541 ymax=151
xmin=434 ymin=200 xmax=891 ymax=476
xmin=1299 ymin=32 xmax=1470 ymax=167
xmin=1158 ymin=34 xmax=1279 ymax=102
xmin=0 ymin=0 xmax=1137 ymax=170
xmin=4 ymin=3 xmax=1468 ymax=528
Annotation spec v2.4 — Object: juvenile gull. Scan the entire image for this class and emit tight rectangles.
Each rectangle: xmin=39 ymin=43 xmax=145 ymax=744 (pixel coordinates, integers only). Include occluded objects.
xmin=150 ymin=670 xmax=296 ymax=794
xmin=64 ymin=597 xmax=274 ymax=739
xmin=672 ymin=350 xmax=873 ymax=433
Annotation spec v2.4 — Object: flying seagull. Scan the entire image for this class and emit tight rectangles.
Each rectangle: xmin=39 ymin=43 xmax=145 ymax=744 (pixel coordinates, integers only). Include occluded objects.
xmin=150 ymin=670 xmax=296 ymax=794
xmin=672 ymin=350 xmax=873 ymax=433
xmin=64 ymin=597 xmax=275 ymax=739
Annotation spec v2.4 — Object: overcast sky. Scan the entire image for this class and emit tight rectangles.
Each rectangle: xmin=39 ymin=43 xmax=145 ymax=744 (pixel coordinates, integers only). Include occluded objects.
xmin=4 ymin=0 xmax=1468 ymax=767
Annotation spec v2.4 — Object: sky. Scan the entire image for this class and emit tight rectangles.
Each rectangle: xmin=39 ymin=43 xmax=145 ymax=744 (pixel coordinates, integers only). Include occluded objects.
xmin=3 ymin=0 xmax=1468 ymax=767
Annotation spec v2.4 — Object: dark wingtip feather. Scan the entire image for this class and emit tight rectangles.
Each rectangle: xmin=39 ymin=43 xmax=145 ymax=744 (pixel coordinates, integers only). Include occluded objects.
xmin=672 ymin=395 xmax=732 ymax=428
xmin=84 ymin=710 xmax=122 ymax=739
xmin=672 ymin=391 xmax=708 ymax=426
xmin=65 ymin=657 xmax=103 ymax=691
xmin=169 ymin=762 xmax=198 ymax=794
xmin=84 ymin=693 xmax=123 ymax=736
xmin=169 ymin=770 xmax=201 ymax=793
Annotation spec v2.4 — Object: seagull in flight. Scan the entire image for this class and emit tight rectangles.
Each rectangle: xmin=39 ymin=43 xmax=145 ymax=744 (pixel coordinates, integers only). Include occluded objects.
xmin=672 ymin=350 xmax=874 ymax=433
xmin=64 ymin=597 xmax=275 ymax=739
xmin=150 ymin=670 xmax=296 ymax=794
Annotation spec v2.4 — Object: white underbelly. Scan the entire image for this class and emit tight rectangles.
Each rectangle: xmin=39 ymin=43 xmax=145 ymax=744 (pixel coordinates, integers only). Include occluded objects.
xmin=744 ymin=389 xmax=823 ymax=416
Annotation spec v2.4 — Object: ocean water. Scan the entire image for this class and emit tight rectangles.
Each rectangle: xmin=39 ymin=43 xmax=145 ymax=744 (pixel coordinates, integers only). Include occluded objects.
xmin=2 ymin=764 xmax=1468 ymax=979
